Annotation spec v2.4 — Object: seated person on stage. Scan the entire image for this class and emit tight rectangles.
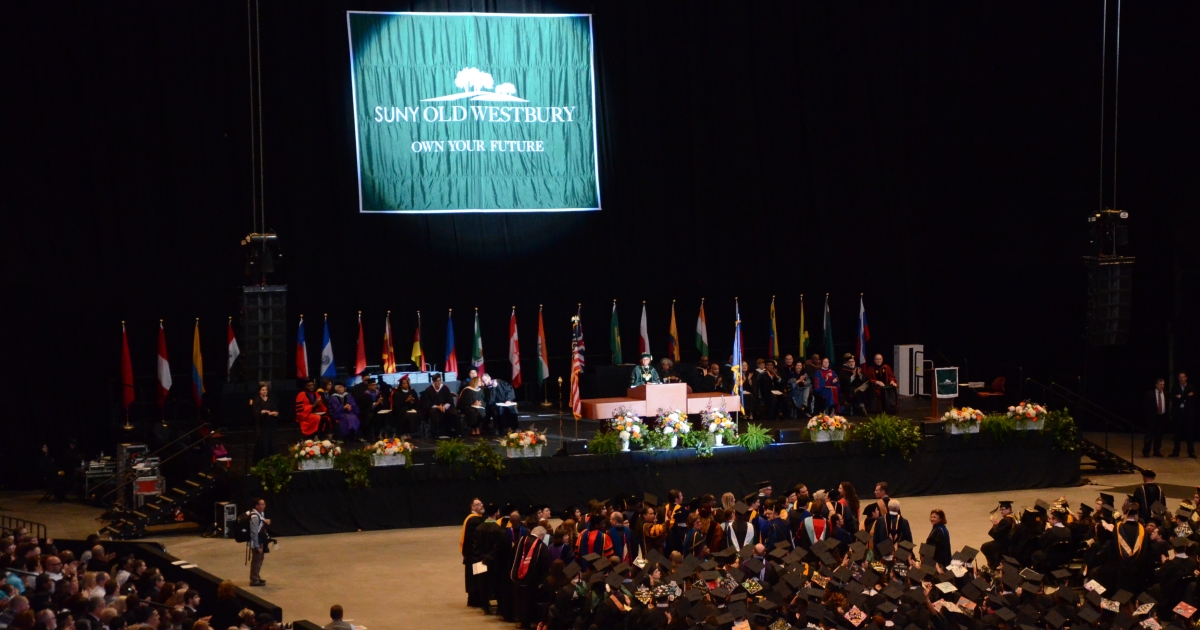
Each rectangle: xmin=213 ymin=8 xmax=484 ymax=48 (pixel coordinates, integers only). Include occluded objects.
xmin=838 ymin=354 xmax=869 ymax=416
xmin=354 ymin=377 xmax=385 ymax=440
xmin=658 ymin=358 xmax=682 ymax=384
xmin=328 ymin=382 xmax=361 ymax=441
xmin=690 ymin=356 xmax=712 ymax=389
xmin=631 ymin=353 xmax=662 ymax=387
xmin=756 ymin=360 xmax=783 ymax=420
xmin=813 ymin=357 xmax=839 ymax=413
xmin=863 ymin=353 xmax=898 ymax=413
xmin=481 ymin=373 xmax=519 ymax=435
xmin=698 ymin=363 xmax=724 ymax=393
xmin=294 ymin=379 xmax=326 ymax=439
xmin=458 ymin=376 xmax=485 ymax=437
xmin=422 ymin=373 xmax=458 ymax=438
xmin=787 ymin=361 xmax=811 ymax=419
xmin=389 ymin=375 xmax=421 ymax=435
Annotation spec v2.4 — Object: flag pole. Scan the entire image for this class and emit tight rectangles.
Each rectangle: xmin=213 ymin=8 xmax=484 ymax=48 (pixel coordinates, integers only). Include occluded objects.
xmin=122 ymin=320 xmax=133 ymax=431
xmin=557 ymin=376 xmax=564 ymax=448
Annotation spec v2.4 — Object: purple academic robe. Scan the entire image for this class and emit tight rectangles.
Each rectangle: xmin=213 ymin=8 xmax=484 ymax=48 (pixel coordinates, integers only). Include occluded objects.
xmin=328 ymin=392 xmax=360 ymax=435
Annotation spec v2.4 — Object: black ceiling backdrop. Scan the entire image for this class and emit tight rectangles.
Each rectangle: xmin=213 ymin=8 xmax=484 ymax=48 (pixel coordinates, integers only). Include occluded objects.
xmin=4 ymin=1 xmax=1198 ymax=478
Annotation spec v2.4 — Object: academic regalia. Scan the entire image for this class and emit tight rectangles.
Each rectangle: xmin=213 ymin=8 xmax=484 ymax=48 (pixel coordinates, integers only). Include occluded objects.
xmin=1113 ymin=519 xmax=1148 ymax=593
xmin=461 ymin=513 xmax=484 ymax=605
xmin=1134 ymin=482 xmax=1164 ymax=523
xmin=354 ymin=387 xmax=384 ymax=440
xmin=472 ymin=518 xmax=507 ymax=613
xmin=682 ymin=527 xmax=707 ymax=557
xmin=608 ymin=523 xmax=633 ymax=564
xmin=509 ymin=534 xmax=550 ymax=628
xmin=763 ymin=517 xmax=793 ymax=548
xmin=577 ymin=528 xmax=613 ymax=568
xmin=327 ymin=391 xmax=361 ymax=438
xmin=1153 ymin=554 xmax=1198 ymax=609
xmin=664 ymin=503 xmax=687 ymax=554
xmin=458 ymin=386 xmax=484 ymax=430
xmin=981 ymin=514 xmax=1016 ymax=569
xmin=863 ymin=363 xmax=897 ymax=412
xmin=833 ymin=499 xmax=858 ymax=533
xmin=813 ymin=367 xmax=839 ymax=412
xmin=630 ymin=364 xmax=661 ymax=387
xmin=293 ymin=390 xmax=326 ymax=437
xmin=797 ymin=516 xmax=829 ymax=551
xmin=641 ymin=521 xmax=666 ymax=557
xmin=724 ymin=520 xmax=754 ymax=552
xmin=496 ymin=522 xmax=528 ymax=622
xmin=873 ymin=513 xmax=913 ymax=551
xmin=484 ymin=379 xmax=519 ymax=433
xmin=249 ymin=394 xmax=278 ymax=461
xmin=925 ymin=523 xmax=952 ymax=567
xmin=390 ymin=386 xmax=421 ymax=435
xmin=421 ymin=382 xmax=457 ymax=437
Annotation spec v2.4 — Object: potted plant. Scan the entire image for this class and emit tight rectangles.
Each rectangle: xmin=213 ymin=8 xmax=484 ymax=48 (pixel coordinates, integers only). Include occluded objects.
xmin=941 ymin=407 xmax=984 ymax=435
xmin=367 ymin=437 xmax=414 ymax=466
xmin=500 ymin=428 xmax=548 ymax=458
xmin=656 ymin=409 xmax=690 ymax=448
xmin=610 ymin=406 xmax=645 ymax=452
xmin=290 ymin=439 xmax=342 ymax=471
xmin=701 ymin=408 xmax=736 ymax=446
xmin=806 ymin=414 xmax=848 ymax=442
xmin=1007 ymin=402 xmax=1047 ymax=430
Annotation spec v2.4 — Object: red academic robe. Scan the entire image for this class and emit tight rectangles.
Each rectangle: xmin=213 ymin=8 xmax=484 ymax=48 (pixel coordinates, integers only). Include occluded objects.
xmin=294 ymin=391 xmax=326 ymax=435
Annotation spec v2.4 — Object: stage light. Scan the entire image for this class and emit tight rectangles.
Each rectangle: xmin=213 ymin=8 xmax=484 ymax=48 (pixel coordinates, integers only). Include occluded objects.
xmin=242 ymin=231 xmax=282 ymax=280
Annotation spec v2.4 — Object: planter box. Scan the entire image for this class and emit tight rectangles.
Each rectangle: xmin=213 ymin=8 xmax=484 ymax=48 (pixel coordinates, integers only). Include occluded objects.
xmin=507 ymin=445 xmax=544 ymax=458
xmin=297 ymin=458 xmax=334 ymax=471
xmin=372 ymin=454 xmax=407 ymax=467
xmin=812 ymin=430 xmax=845 ymax=443
xmin=1017 ymin=418 xmax=1045 ymax=431
xmin=947 ymin=423 xmax=980 ymax=435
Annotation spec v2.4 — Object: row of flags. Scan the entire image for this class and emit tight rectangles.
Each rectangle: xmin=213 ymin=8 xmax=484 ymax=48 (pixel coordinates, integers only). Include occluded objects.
xmin=121 ymin=296 xmax=872 ymax=416
xmin=121 ymin=318 xmax=241 ymax=413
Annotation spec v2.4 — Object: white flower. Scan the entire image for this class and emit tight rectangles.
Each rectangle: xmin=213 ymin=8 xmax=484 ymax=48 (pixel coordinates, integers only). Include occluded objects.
xmin=619 ymin=431 xmax=630 ymax=441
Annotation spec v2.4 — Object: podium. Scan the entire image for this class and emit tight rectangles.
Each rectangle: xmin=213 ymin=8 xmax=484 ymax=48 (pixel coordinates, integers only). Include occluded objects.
xmin=580 ymin=382 xmax=742 ymax=420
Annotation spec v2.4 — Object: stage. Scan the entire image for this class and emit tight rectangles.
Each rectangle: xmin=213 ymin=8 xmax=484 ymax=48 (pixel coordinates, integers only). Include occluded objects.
xmin=235 ymin=431 xmax=1079 ymax=536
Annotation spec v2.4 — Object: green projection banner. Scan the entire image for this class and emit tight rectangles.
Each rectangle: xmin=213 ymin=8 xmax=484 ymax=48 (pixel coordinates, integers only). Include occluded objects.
xmin=347 ymin=12 xmax=600 ymax=214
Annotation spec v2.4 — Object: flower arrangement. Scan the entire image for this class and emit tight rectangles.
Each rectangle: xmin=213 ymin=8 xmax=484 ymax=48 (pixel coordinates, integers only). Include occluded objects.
xmin=1007 ymin=402 xmax=1047 ymax=421
xmin=500 ymin=429 xmax=547 ymax=449
xmin=290 ymin=439 xmax=342 ymax=471
xmin=807 ymin=414 xmax=849 ymax=432
xmin=368 ymin=437 xmax=415 ymax=456
xmin=610 ymin=406 xmax=645 ymax=445
xmin=942 ymin=407 xmax=984 ymax=425
xmin=657 ymin=409 xmax=691 ymax=436
xmin=701 ymin=408 xmax=736 ymax=443
xmin=291 ymin=439 xmax=341 ymax=460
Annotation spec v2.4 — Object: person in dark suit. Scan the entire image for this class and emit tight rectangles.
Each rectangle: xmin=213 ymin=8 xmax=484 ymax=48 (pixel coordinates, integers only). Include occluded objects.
xmin=250 ymin=382 xmax=279 ymax=462
xmin=1144 ymin=378 xmax=1169 ymax=457
xmin=1170 ymin=371 xmax=1196 ymax=457
xmin=1133 ymin=469 xmax=1164 ymax=523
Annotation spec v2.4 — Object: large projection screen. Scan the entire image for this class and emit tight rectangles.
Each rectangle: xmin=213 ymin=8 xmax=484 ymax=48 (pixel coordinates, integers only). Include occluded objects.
xmin=347 ymin=11 xmax=600 ymax=214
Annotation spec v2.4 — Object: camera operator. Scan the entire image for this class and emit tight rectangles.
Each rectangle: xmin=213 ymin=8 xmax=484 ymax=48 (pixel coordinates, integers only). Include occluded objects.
xmin=248 ymin=498 xmax=273 ymax=586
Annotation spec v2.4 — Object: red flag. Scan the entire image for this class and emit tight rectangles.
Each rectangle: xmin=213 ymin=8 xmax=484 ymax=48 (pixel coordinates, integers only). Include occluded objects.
xmin=355 ymin=311 xmax=367 ymax=375
xmin=382 ymin=311 xmax=396 ymax=374
xmin=509 ymin=308 xmax=522 ymax=388
xmin=121 ymin=322 xmax=134 ymax=410
xmin=157 ymin=320 xmax=172 ymax=408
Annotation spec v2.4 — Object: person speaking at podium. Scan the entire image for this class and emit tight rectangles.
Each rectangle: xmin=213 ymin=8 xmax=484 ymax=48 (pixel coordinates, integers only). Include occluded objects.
xmin=631 ymin=353 xmax=662 ymax=387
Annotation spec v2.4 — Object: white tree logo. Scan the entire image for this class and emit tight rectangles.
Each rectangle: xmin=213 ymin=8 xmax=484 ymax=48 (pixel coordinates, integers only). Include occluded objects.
xmin=423 ymin=67 xmax=528 ymax=102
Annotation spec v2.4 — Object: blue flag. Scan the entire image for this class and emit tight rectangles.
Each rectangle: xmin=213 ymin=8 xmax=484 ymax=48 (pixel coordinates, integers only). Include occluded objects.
xmin=320 ymin=316 xmax=336 ymax=378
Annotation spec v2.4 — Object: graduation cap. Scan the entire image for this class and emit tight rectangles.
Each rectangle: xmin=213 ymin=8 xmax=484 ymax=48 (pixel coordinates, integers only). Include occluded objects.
xmin=877 ymin=539 xmax=895 ymax=557
xmin=1001 ymin=570 xmax=1023 ymax=590
xmin=733 ymin=501 xmax=749 ymax=516
xmin=1085 ymin=590 xmax=1103 ymax=608
xmin=682 ymin=555 xmax=702 ymax=570
xmin=1100 ymin=493 xmax=1115 ymax=508
xmin=1034 ymin=499 xmax=1051 ymax=513
xmin=726 ymin=567 xmax=745 ymax=583
xmin=753 ymin=599 xmax=778 ymax=613
xmin=712 ymin=547 xmax=737 ymax=563
xmin=605 ymin=572 xmax=625 ymax=589
xmin=1112 ymin=589 xmax=1134 ymax=605
xmin=563 ymin=563 xmax=581 ymax=579
xmin=1002 ymin=555 xmax=1021 ymax=567
xmin=1079 ymin=504 xmax=1094 ymax=517
xmin=904 ymin=588 xmax=927 ymax=605
xmin=714 ymin=612 xmax=735 ymax=625
xmin=643 ymin=492 xmax=658 ymax=507
xmin=805 ymin=602 xmax=827 ymax=620
xmin=1077 ymin=605 xmax=1101 ymax=624
xmin=700 ymin=570 xmax=721 ymax=581
xmin=710 ymin=586 xmax=731 ymax=599
xmin=783 ymin=570 xmax=806 ymax=590
xmin=1178 ymin=506 xmax=1195 ymax=520
xmin=1138 ymin=592 xmax=1158 ymax=605
xmin=593 ymin=557 xmax=612 ymax=572
xmin=991 ymin=500 xmax=1014 ymax=514
xmin=1050 ymin=569 xmax=1071 ymax=581
xmin=768 ymin=548 xmax=789 ymax=561
xmin=1019 ymin=581 xmax=1040 ymax=594
xmin=786 ymin=548 xmax=809 ymax=564
xmin=773 ymin=540 xmax=793 ymax=551
xmin=959 ymin=546 xmax=980 ymax=562
xmin=587 ymin=572 xmax=606 ymax=586
xmin=860 ymin=570 xmax=880 ymax=589
xmin=739 ymin=545 xmax=756 ymax=561
xmin=849 ymin=541 xmax=867 ymax=562
xmin=1172 ymin=537 xmax=1193 ymax=550
xmin=833 ymin=566 xmax=853 ymax=584
xmin=700 ymin=559 xmax=718 ymax=571
xmin=728 ymin=600 xmax=748 ymax=618
xmin=683 ymin=587 xmax=704 ymax=602
xmin=988 ymin=592 xmax=1009 ymax=609
xmin=730 ymin=592 xmax=748 ymax=603
xmin=583 ymin=552 xmax=602 ymax=563
xmin=961 ymin=582 xmax=982 ymax=601
xmin=757 ymin=480 xmax=773 ymax=490
xmin=743 ymin=558 xmax=764 ymax=575
xmin=1019 ymin=568 xmax=1043 ymax=583
xmin=647 ymin=550 xmax=670 ymax=568
xmin=802 ymin=586 xmax=826 ymax=600
xmin=995 ymin=608 xmax=1017 ymax=623
xmin=613 ymin=562 xmax=631 ymax=574
xmin=854 ymin=530 xmax=872 ymax=544
xmin=877 ymin=601 xmax=898 ymax=615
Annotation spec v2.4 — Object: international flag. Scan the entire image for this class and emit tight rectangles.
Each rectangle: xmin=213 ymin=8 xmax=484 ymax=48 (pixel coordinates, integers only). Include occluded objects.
xmin=731 ymin=308 xmax=744 ymax=413
xmin=570 ymin=308 xmax=585 ymax=419
xmin=445 ymin=309 xmax=459 ymax=375
xmin=471 ymin=308 xmax=484 ymax=373
xmin=411 ymin=311 xmax=424 ymax=370
xmin=296 ymin=315 xmax=309 ymax=379
xmin=191 ymin=319 xmax=205 ymax=407
xmin=382 ymin=311 xmax=396 ymax=374
xmin=508 ymin=307 xmax=522 ymax=388
xmin=857 ymin=295 xmax=871 ymax=365
xmin=799 ymin=295 xmax=810 ymax=358
xmin=638 ymin=302 xmax=650 ymax=355
xmin=736 ymin=299 xmax=744 ymax=360
xmin=121 ymin=322 xmax=134 ymax=410
xmin=609 ymin=300 xmax=623 ymax=364
xmin=822 ymin=294 xmax=834 ymax=361
xmin=227 ymin=318 xmax=240 ymax=381
xmin=156 ymin=320 xmax=172 ymax=408
xmin=768 ymin=296 xmax=779 ymax=360
xmin=695 ymin=299 xmax=709 ymax=356
xmin=536 ymin=305 xmax=550 ymax=383
xmin=354 ymin=312 xmax=367 ymax=376
xmin=667 ymin=301 xmax=680 ymax=362
xmin=320 ymin=315 xmax=336 ymax=378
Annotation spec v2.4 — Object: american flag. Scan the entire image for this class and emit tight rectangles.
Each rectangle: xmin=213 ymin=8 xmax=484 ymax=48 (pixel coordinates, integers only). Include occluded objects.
xmin=570 ymin=311 xmax=585 ymax=419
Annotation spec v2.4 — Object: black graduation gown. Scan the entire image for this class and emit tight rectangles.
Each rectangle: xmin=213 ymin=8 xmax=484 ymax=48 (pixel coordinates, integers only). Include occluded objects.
xmin=458 ymin=386 xmax=484 ymax=429
xmin=421 ymin=383 xmax=457 ymax=435
xmin=509 ymin=535 xmax=550 ymax=626
xmin=391 ymin=387 xmax=421 ymax=434
xmin=472 ymin=520 xmax=507 ymax=609
xmin=485 ymin=379 xmax=519 ymax=432
xmin=249 ymin=395 xmax=278 ymax=461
